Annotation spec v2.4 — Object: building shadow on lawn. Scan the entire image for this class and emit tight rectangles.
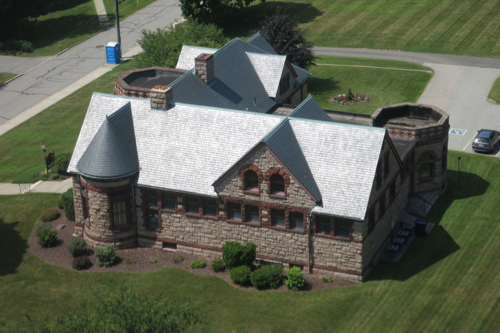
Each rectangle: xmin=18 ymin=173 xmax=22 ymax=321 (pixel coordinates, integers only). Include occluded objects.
xmin=369 ymin=170 xmax=488 ymax=282
xmin=220 ymin=2 xmax=323 ymax=39
xmin=307 ymin=76 xmax=341 ymax=94
xmin=0 ymin=219 xmax=27 ymax=276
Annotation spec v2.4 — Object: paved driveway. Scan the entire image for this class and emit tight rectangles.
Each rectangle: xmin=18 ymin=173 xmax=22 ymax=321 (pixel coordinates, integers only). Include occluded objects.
xmin=0 ymin=0 xmax=181 ymax=126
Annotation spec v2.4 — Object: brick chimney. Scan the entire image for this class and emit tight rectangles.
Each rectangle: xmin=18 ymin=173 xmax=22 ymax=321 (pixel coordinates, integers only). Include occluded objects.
xmin=195 ymin=53 xmax=214 ymax=84
xmin=150 ymin=85 xmax=173 ymax=110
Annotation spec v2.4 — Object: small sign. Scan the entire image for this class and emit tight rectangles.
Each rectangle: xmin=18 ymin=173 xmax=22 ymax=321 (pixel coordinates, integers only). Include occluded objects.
xmin=450 ymin=129 xmax=466 ymax=135
xmin=40 ymin=142 xmax=46 ymax=152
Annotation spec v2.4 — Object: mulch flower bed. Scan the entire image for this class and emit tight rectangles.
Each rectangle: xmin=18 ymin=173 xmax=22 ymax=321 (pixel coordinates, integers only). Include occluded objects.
xmin=29 ymin=208 xmax=356 ymax=292
xmin=329 ymin=93 xmax=372 ymax=106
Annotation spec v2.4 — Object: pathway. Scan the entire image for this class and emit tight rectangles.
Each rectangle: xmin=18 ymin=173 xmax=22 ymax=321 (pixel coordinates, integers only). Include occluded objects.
xmin=0 ymin=178 xmax=72 ymax=195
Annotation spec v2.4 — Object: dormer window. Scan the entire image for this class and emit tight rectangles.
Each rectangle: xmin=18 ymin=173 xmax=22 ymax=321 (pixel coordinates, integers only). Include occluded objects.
xmin=244 ymin=170 xmax=259 ymax=191
xmin=270 ymin=174 xmax=285 ymax=194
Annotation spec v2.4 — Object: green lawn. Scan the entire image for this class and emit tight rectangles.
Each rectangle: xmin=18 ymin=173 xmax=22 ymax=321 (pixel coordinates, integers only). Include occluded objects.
xmin=223 ymin=0 xmax=500 ymax=59
xmin=309 ymin=56 xmax=432 ymax=114
xmin=13 ymin=0 xmax=155 ymax=57
xmin=1 ymin=151 xmax=500 ymax=331
xmin=488 ymin=77 xmax=500 ymax=104
xmin=0 ymin=73 xmax=17 ymax=85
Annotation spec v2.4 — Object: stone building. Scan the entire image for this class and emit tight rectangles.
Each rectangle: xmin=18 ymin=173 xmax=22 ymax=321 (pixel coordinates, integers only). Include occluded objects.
xmin=67 ymin=34 xmax=449 ymax=282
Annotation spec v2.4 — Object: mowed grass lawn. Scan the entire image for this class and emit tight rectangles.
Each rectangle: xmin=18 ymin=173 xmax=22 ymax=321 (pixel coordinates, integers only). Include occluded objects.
xmin=488 ymin=77 xmax=500 ymax=103
xmin=0 ymin=73 xmax=17 ymax=85
xmin=0 ymin=57 xmax=432 ymax=183
xmin=15 ymin=0 xmax=155 ymax=56
xmin=309 ymin=56 xmax=432 ymax=114
xmin=226 ymin=0 xmax=500 ymax=59
xmin=1 ymin=151 xmax=500 ymax=331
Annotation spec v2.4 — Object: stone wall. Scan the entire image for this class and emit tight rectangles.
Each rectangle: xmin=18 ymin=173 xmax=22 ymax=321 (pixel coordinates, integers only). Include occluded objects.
xmin=72 ymin=176 xmax=83 ymax=235
xmin=275 ymin=64 xmax=300 ymax=104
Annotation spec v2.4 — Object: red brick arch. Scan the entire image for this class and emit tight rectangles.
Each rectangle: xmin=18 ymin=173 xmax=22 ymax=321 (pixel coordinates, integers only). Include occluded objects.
xmin=264 ymin=167 xmax=291 ymax=196
xmin=239 ymin=164 xmax=264 ymax=194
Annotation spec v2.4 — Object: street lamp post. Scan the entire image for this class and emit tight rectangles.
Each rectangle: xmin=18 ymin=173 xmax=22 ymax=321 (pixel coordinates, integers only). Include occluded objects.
xmin=458 ymin=157 xmax=462 ymax=191
xmin=115 ymin=0 xmax=121 ymax=56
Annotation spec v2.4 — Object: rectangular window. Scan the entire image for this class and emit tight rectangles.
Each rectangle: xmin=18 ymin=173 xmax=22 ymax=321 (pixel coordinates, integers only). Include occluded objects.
xmin=376 ymin=164 xmax=382 ymax=189
xmin=162 ymin=193 xmax=176 ymax=211
xmin=113 ymin=201 xmax=127 ymax=226
xmin=147 ymin=190 xmax=158 ymax=208
xmin=290 ymin=212 xmax=304 ymax=230
xmin=204 ymin=199 xmax=217 ymax=216
xmin=389 ymin=182 xmax=396 ymax=203
xmin=186 ymin=197 xmax=200 ymax=214
xmin=228 ymin=202 xmax=241 ymax=221
xmin=271 ymin=209 xmax=285 ymax=227
xmin=316 ymin=216 xmax=331 ymax=235
xmin=379 ymin=196 xmax=386 ymax=218
xmin=367 ymin=210 xmax=375 ymax=234
xmin=147 ymin=208 xmax=159 ymax=228
xmin=245 ymin=205 xmax=260 ymax=223
xmin=81 ymin=189 xmax=90 ymax=220
xmin=335 ymin=218 xmax=351 ymax=238
xmin=384 ymin=152 xmax=390 ymax=178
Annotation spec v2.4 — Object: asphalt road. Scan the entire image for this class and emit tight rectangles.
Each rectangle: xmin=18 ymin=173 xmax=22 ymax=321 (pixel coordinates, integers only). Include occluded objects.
xmin=315 ymin=47 xmax=500 ymax=157
xmin=0 ymin=0 xmax=181 ymax=126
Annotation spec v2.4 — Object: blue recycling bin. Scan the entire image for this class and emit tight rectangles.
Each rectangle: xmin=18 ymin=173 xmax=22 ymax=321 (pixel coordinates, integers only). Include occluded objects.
xmin=106 ymin=42 xmax=121 ymax=64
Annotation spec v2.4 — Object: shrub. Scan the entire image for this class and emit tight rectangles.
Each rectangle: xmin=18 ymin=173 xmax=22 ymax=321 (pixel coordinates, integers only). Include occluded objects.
xmin=95 ymin=245 xmax=117 ymax=267
xmin=56 ymin=196 xmax=64 ymax=209
xmin=284 ymin=266 xmax=305 ymax=291
xmin=322 ymin=277 xmax=331 ymax=283
xmin=149 ymin=257 xmax=157 ymax=264
xmin=173 ymin=255 xmax=184 ymax=264
xmin=222 ymin=241 xmax=256 ymax=270
xmin=211 ymin=258 xmax=225 ymax=272
xmin=61 ymin=188 xmax=75 ymax=221
xmin=250 ymin=264 xmax=284 ymax=289
xmin=72 ymin=257 xmax=92 ymax=270
xmin=52 ymin=153 xmax=72 ymax=174
xmin=229 ymin=266 xmax=251 ymax=285
xmin=190 ymin=260 xmax=206 ymax=269
xmin=0 ymin=39 xmax=33 ymax=53
xmin=39 ymin=207 xmax=60 ymax=222
xmin=20 ymin=40 xmax=33 ymax=53
xmin=125 ymin=257 xmax=134 ymax=264
xmin=36 ymin=224 xmax=58 ymax=247
xmin=68 ymin=237 xmax=86 ymax=257
xmin=346 ymin=87 xmax=354 ymax=101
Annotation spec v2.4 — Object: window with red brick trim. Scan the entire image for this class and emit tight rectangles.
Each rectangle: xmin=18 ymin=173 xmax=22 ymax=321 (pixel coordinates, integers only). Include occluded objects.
xmin=314 ymin=215 xmax=352 ymax=239
xmin=244 ymin=170 xmax=259 ymax=191
xmin=245 ymin=205 xmax=260 ymax=222
xmin=111 ymin=193 xmax=131 ymax=229
xmin=270 ymin=174 xmax=285 ymax=194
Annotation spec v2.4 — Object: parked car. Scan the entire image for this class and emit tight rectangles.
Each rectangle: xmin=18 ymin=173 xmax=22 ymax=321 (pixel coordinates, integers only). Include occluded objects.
xmin=472 ymin=129 xmax=500 ymax=153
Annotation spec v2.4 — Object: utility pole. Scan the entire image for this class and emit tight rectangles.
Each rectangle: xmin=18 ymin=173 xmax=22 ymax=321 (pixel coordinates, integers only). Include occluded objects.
xmin=115 ymin=0 xmax=121 ymax=56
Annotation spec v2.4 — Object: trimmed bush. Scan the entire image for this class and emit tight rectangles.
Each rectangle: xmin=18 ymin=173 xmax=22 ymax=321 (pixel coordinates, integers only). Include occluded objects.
xmin=322 ymin=277 xmax=331 ymax=283
xmin=61 ymin=188 xmax=75 ymax=221
xmin=222 ymin=241 xmax=256 ymax=270
xmin=125 ymin=257 xmax=134 ymax=264
xmin=95 ymin=245 xmax=117 ymax=267
xmin=72 ymin=257 xmax=92 ymax=270
xmin=250 ymin=264 xmax=284 ymax=289
xmin=36 ymin=224 xmax=58 ymax=247
xmin=149 ymin=257 xmax=157 ymax=264
xmin=211 ymin=258 xmax=225 ymax=272
xmin=229 ymin=266 xmax=251 ymax=285
xmin=39 ymin=207 xmax=60 ymax=222
xmin=173 ymin=255 xmax=184 ymax=264
xmin=190 ymin=260 xmax=206 ymax=269
xmin=56 ymin=196 xmax=64 ymax=209
xmin=68 ymin=237 xmax=86 ymax=257
xmin=52 ymin=153 xmax=72 ymax=174
xmin=284 ymin=266 xmax=305 ymax=291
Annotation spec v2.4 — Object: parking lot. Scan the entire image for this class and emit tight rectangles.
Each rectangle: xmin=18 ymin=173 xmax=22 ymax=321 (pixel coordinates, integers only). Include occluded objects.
xmin=417 ymin=64 xmax=500 ymax=158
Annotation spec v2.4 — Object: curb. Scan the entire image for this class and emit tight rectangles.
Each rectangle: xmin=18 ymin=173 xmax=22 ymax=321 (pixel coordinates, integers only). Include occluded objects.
xmin=0 ymin=73 xmax=23 ymax=88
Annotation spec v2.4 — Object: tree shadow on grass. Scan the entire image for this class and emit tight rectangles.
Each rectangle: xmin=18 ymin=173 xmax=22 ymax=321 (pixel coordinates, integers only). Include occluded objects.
xmin=369 ymin=170 xmax=488 ymax=282
xmin=46 ymin=0 xmax=90 ymax=13
xmin=219 ymin=2 xmax=323 ymax=39
xmin=0 ymin=219 xmax=27 ymax=276
xmin=308 ymin=76 xmax=341 ymax=94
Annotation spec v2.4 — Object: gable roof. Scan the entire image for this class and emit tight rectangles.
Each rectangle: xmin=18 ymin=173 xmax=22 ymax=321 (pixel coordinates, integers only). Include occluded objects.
xmin=246 ymin=52 xmax=287 ymax=98
xmin=176 ymin=45 xmax=218 ymax=71
xmin=76 ymin=102 xmax=139 ymax=179
xmin=247 ymin=32 xmax=278 ymax=55
xmin=289 ymin=95 xmax=333 ymax=122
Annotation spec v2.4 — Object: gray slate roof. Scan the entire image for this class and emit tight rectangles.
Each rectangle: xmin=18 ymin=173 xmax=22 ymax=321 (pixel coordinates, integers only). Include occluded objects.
xmin=263 ymin=119 xmax=321 ymax=201
xmin=246 ymin=52 xmax=286 ymax=98
xmin=176 ymin=45 xmax=218 ymax=70
xmin=289 ymin=95 xmax=333 ymax=122
xmin=76 ymin=102 xmax=139 ymax=179
xmin=70 ymin=93 xmax=386 ymax=220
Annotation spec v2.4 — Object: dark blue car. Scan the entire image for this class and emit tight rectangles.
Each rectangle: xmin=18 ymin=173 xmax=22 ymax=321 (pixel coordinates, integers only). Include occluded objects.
xmin=472 ymin=129 xmax=500 ymax=153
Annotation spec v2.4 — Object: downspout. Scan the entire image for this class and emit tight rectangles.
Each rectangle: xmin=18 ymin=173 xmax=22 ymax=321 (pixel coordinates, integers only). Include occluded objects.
xmin=132 ymin=184 xmax=138 ymax=247
xmin=307 ymin=203 xmax=316 ymax=274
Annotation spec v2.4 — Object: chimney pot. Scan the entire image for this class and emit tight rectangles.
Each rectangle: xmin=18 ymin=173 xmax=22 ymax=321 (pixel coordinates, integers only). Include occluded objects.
xmin=195 ymin=53 xmax=214 ymax=84
xmin=150 ymin=85 xmax=173 ymax=110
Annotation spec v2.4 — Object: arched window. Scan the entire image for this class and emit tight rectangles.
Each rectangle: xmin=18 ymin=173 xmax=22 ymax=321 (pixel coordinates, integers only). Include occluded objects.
xmin=244 ymin=170 xmax=259 ymax=190
xmin=418 ymin=153 xmax=434 ymax=178
xmin=270 ymin=174 xmax=285 ymax=194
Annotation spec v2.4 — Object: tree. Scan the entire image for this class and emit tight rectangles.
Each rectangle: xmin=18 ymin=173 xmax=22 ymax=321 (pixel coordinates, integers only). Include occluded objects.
xmin=19 ymin=289 xmax=203 ymax=332
xmin=0 ymin=0 xmax=48 ymax=41
xmin=179 ymin=0 xmax=265 ymax=23
xmin=256 ymin=7 xmax=317 ymax=69
xmin=134 ymin=19 xmax=227 ymax=68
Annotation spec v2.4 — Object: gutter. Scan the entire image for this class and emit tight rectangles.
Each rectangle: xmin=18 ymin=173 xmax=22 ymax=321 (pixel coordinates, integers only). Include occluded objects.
xmin=307 ymin=203 xmax=316 ymax=274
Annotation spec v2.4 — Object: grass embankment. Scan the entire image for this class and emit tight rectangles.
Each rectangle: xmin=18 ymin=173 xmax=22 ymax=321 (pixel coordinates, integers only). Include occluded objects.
xmin=488 ymin=77 xmax=500 ymax=104
xmin=13 ymin=0 xmax=155 ymax=57
xmin=224 ymin=0 xmax=500 ymax=59
xmin=1 ymin=151 xmax=500 ymax=331
xmin=309 ymin=56 xmax=432 ymax=114
xmin=0 ymin=73 xmax=17 ymax=85
xmin=0 ymin=57 xmax=431 ymax=183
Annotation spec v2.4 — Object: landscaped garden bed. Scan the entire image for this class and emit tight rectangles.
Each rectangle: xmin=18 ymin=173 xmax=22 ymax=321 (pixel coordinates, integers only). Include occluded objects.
xmin=28 ymin=209 xmax=355 ymax=292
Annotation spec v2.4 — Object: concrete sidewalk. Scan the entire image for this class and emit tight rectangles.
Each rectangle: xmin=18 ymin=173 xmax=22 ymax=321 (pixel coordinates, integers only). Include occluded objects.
xmin=0 ymin=177 xmax=72 ymax=195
